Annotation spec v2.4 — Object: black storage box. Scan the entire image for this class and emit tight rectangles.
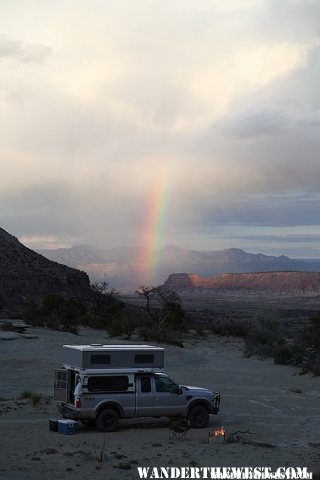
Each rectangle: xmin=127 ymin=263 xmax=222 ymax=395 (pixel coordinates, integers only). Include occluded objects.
xmin=49 ymin=418 xmax=59 ymax=432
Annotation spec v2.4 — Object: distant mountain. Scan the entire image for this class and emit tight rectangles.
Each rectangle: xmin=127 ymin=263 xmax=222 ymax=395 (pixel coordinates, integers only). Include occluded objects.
xmin=0 ymin=227 xmax=91 ymax=314
xmin=38 ymin=244 xmax=143 ymax=267
xmin=162 ymin=272 xmax=320 ymax=297
xmin=37 ymin=244 xmax=320 ymax=287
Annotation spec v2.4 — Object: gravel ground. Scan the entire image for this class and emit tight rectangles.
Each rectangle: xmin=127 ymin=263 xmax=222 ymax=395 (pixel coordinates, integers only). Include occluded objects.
xmin=0 ymin=327 xmax=319 ymax=479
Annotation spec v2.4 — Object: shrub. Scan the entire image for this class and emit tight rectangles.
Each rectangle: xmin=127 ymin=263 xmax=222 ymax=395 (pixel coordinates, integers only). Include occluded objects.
xmin=244 ymin=318 xmax=282 ymax=358
xmin=211 ymin=321 xmax=249 ymax=338
xmin=242 ymin=313 xmax=320 ymax=375
xmin=310 ymin=355 xmax=320 ymax=376
xmin=41 ymin=294 xmax=65 ymax=316
xmin=23 ymin=295 xmax=85 ymax=333
xmin=0 ymin=293 xmax=5 ymax=312
xmin=20 ymin=390 xmax=44 ymax=406
xmin=135 ymin=286 xmax=186 ymax=345
xmin=272 ymin=344 xmax=292 ymax=365
xmin=23 ymin=300 xmax=44 ymax=327
xmin=290 ymin=344 xmax=305 ymax=366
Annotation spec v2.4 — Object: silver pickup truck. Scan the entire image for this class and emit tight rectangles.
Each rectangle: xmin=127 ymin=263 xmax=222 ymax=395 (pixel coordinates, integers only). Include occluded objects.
xmin=54 ymin=344 xmax=221 ymax=432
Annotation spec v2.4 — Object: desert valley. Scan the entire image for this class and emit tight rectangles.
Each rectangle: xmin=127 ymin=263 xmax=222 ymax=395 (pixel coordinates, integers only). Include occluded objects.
xmin=0 ymin=227 xmax=320 ymax=479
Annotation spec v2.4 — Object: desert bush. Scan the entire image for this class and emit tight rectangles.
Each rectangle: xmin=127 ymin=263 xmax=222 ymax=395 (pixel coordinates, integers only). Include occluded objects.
xmin=90 ymin=281 xmax=120 ymax=311
xmin=272 ymin=344 xmax=292 ymax=365
xmin=210 ymin=321 xmax=249 ymax=338
xmin=20 ymin=390 xmax=44 ymax=406
xmin=310 ymin=355 xmax=320 ymax=376
xmin=244 ymin=318 xmax=282 ymax=358
xmin=41 ymin=294 xmax=65 ymax=316
xmin=23 ymin=300 xmax=44 ymax=327
xmin=306 ymin=315 xmax=320 ymax=348
xmin=242 ymin=313 xmax=320 ymax=375
xmin=119 ymin=314 xmax=138 ymax=339
xmin=0 ymin=293 xmax=5 ymax=312
xmin=45 ymin=311 xmax=79 ymax=335
xmin=138 ymin=322 xmax=184 ymax=346
xmin=135 ymin=286 xmax=186 ymax=344
xmin=107 ymin=318 xmax=125 ymax=337
xmin=60 ymin=298 xmax=86 ymax=321
xmin=290 ymin=314 xmax=320 ymax=374
xmin=45 ymin=312 xmax=61 ymax=330
xmin=23 ymin=295 xmax=84 ymax=333
xmin=194 ymin=325 xmax=206 ymax=336
xmin=22 ymin=283 xmax=138 ymax=336
xmin=289 ymin=344 xmax=305 ymax=366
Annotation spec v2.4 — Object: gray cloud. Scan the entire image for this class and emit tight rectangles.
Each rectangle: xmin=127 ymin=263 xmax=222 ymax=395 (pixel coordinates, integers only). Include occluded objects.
xmin=218 ymin=106 xmax=290 ymax=138
xmin=1 ymin=1 xmax=320 ymax=257
xmin=231 ymin=233 xmax=320 ymax=243
xmin=0 ymin=34 xmax=51 ymax=63
xmin=172 ymin=192 xmax=320 ymax=229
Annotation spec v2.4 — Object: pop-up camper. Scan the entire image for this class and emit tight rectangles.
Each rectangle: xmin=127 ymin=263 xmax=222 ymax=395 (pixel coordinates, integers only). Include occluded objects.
xmin=54 ymin=344 xmax=220 ymax=432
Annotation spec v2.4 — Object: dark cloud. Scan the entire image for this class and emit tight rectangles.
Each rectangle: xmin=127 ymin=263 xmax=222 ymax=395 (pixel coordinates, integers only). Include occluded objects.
xmin=230 ymin=233 xmax=320 ymax=244
xmin=168 ymin=191 xmax=320 ymax=230
xmin=218 ymin=106 xmax=290 ymax=138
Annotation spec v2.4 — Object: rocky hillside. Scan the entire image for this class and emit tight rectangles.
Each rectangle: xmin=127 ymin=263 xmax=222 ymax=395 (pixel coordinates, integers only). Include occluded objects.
xmin=0 ymin=227 xmax=91 ymax=313
xmin=162 ymin=272 xmax=320 ymax=297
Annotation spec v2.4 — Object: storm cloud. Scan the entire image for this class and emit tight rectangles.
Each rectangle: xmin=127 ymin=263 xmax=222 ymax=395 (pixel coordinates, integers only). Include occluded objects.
xmin=1 ymin=0 xmax=320 ymax=257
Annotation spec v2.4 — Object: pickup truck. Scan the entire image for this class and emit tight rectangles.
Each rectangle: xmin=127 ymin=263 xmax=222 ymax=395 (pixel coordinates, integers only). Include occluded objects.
xmin=55 ymin=369 xmax=221 ymax=432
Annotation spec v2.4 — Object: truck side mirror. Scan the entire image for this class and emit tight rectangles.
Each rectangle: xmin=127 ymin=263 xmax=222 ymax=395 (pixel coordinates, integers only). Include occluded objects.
xmin=177 ymin=388 xmax=183 ymax=395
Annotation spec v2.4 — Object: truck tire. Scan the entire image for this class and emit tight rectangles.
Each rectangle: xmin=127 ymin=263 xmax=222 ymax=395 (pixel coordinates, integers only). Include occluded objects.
xmin=188 ymin=405 xmax=209 ymax=428
xmin=96 ymin=409 xmax=119 ymax=432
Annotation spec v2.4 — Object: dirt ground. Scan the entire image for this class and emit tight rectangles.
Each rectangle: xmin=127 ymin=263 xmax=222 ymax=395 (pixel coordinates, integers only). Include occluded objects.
xmin=0 ymin=326 xmax=319 ymax=480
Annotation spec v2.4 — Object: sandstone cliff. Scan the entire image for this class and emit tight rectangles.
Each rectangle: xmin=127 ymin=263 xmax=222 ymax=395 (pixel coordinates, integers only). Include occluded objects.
xmin=0 ymin=227 xmax=91 ymax=313
xmin=162 ymin=272 xmax=320 ymax=297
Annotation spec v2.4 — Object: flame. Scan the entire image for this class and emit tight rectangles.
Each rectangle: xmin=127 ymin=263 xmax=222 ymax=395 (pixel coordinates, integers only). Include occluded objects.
xmin=214 ymin=426 xmax=226 ymax=437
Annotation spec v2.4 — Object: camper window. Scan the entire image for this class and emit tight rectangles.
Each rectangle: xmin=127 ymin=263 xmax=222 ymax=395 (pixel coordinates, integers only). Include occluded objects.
xmin=90 ymin=354 xmax=111 ymax=365
xmin=87 ymin=375 xmax=129 ymax=392
xmin=135 ymin=354 xmax=154 ymax=364
xmin=140 ymin=376 xmax=152 ymax=393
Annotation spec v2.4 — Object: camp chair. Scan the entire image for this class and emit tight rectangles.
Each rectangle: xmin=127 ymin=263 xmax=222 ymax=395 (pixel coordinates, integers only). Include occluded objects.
xmin=169 ymin=418 xmax=190 ymax=440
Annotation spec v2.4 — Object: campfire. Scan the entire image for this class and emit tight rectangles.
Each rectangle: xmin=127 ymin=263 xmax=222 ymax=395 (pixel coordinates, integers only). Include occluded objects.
xmin=207 ymin=428 xmax=277 ymax=449
xmin=214 ymin=426 xmax=226 ymax=437
xmin=208 ymin=426 xmax=226 ymax=444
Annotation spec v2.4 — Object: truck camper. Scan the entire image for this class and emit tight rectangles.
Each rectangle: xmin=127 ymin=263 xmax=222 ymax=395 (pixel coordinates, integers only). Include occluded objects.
xmin=54 ymin=344 xmax=220 ymax=432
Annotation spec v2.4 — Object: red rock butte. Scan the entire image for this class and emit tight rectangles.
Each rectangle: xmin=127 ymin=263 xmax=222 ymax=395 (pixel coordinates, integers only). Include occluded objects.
xmin=162 ymin=271 xmax=320 ymax=296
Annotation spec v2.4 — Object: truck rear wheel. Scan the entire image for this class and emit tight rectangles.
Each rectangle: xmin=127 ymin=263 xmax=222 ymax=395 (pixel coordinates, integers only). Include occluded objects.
xmin=188 ymin=405 xmax=209 ymax=428
xmin=96 ymin=409 xmax=119 ymax=432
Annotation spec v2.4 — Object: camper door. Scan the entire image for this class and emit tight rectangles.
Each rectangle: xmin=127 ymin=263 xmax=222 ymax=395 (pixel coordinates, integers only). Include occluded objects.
xmin=54 ymin=369 xmax=70 ymax=402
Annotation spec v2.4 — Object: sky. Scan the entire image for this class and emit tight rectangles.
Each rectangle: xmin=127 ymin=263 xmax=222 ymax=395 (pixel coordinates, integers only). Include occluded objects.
xmin=1 ymin=0 xmax=320 ymax=258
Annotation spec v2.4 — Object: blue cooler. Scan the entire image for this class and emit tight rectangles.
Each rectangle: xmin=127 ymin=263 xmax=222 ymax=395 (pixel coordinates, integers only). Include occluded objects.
xmin=58 ymin=419 xmax=77 ymax=435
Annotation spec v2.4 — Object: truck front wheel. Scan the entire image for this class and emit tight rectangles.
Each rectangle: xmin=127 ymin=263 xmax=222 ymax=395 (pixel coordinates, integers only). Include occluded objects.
xmin=96 ymin=409 xmax=119 ymax=432
xmin=188 ymin=405 xmax=209 ymax=428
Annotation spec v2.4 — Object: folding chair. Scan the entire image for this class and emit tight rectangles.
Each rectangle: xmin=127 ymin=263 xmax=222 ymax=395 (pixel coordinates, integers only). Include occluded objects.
xmin=169 ymin=418 xmax=190 ymax=440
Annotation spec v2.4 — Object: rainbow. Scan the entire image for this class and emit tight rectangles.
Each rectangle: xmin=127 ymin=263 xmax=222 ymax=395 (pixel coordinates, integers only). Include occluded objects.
xmin=138 ymin=167 xmax=175 ymax=285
